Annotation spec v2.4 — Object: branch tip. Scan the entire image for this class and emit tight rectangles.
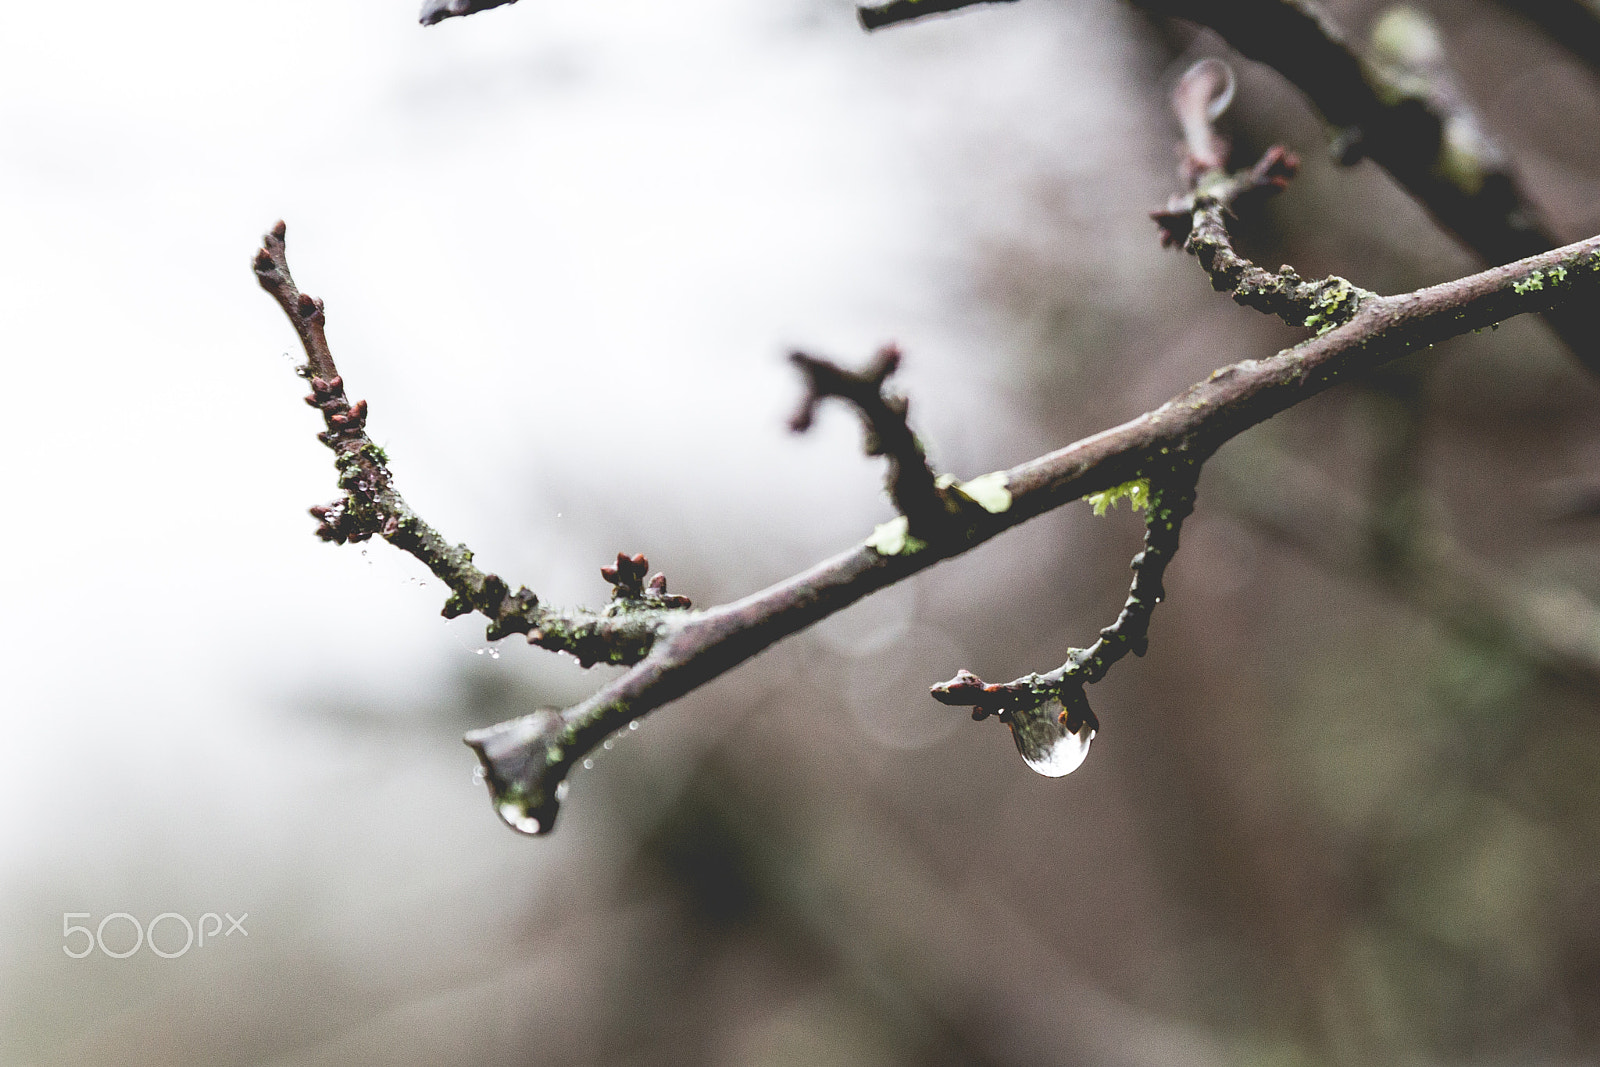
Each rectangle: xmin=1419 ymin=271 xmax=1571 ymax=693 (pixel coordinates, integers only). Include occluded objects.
xmin=420 ymin=0 xmax=520 ymax=26
xmin=856 ymin=0 xmax=1019 ymax=31
xmin=788 ymin=345 xmax=949 ymax=534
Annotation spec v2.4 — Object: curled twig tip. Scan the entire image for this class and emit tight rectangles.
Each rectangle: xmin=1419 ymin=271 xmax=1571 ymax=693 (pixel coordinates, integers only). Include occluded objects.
xmin=1173 ymin=57 xmax=1237 ymax=176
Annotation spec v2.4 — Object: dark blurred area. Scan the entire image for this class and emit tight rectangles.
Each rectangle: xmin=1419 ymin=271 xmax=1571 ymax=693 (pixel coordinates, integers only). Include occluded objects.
xmin=7 ymin=1 xmax=1600 ymax=1065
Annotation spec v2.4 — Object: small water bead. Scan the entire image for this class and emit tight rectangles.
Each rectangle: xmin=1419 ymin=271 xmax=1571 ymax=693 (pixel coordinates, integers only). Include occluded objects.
xmin=496 ymin=801 xmax=541 ymax=836
xmin=555 ymin=781 xmax=570 ymax=801
xmin=582 ymin=758 xmax=594 ymax=770
xmin=628 ymin=720 xmax=639 ymax=731
xmin=602 ymin=739 xmax=614 ymax=751
xmin=472 ymin=766 xmax=486 ymax=785
xmin=1008 ymin=698 xmax=1095 ymax=778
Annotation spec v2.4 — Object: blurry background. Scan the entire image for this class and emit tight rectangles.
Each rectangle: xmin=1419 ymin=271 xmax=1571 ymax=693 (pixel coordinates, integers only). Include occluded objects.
xmin=3 ymin=0 xmax=1600 ymax=1063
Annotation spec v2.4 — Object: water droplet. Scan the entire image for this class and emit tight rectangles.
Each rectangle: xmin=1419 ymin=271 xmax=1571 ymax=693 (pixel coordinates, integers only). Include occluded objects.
xmin=488 ymin=648 xmax=500 ymax=660
xmin=602 ymin=739 xmax=614 ymax=751
xmin=582 ymin=758 xmax=594 ymax=770
xmin=1008 ymin=699 xmax=1095 ymax=778
xmin=472 ymin=766 xmax=486 ymax=784
xmin=555 ymin=781 xmax=570 ymax=801
xmin=628 ymin=720 xmax=639 ymax=731
xmin=474 ymin=648 xmax=486 ymax=656
xmin=496 ymin=800 xmax=541 ymax=836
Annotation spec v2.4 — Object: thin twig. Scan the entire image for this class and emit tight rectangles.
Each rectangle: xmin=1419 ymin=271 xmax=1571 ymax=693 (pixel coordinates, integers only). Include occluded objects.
xmin=419 ymin=0 xmax=519 ymax=25
xmin=856 ymin=0 xmax=1019 ymax=32
xmin=254 ymin=222 xmax=688 ymax=668
xmin=788 ymin=346 xmax=954 ymax=538
xmin=1155 ymin=63 xmax=1372 ymax=335
xmin=930 ymin=460 xmax=1199 ymax=729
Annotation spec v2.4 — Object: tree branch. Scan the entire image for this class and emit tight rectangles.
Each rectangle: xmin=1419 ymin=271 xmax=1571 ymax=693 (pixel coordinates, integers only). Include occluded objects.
xmin=856 ymin=0 xmax=1020 ymax=32
xmin=927 ymin=462 xmax=1199 ymax=775
xmin=1153 ymin=61 xmax=1373 ymax=334
xmin=253 ymin=222 xmax=690 ymax=668
xmin=1137 ymin=1 xmax=1551 ymax=261
xmin=788 ymin=346 xmax=961 ymax=540
xmin=1130 ymin=1 xmax=1600 ymax=374
xmin=418 ymin=0 xmax=519 ymax=26
xmin=254 ymin=215 xmax=1600 ymax=834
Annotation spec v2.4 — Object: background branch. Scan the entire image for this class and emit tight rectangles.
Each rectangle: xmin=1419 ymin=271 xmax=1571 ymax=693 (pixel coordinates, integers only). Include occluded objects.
xmin=418 ymin=0 xmax=519 ymax=26
xmin=1493 ymin=0 xmax=1600 ymax=74
xmin=856 ymin=0 xmax=1019 ymax=31
xmin=1131 ymin=0 xmax=1600 ymax=373
xmin=1212 ymin=444 xmax=1600 ymax=692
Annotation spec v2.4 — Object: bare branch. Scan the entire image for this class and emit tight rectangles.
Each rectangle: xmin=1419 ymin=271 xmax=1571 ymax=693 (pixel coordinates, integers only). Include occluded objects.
xmin=788 ymin=346 xmax=954 ymax=538
xmin=1153 ymin=63 xmax=1366 ymax=333
xmin=1138 ymin=1 xmax=1550 ymax=260
xmin=1132 ymin=1 xmax=1600 ymax=373
xmin=926 ymin=461 xmax=1198 ymax=774
xmin=856 ymin=0 xmax=1019 ymax=32
xmin=419 ymin=0 xmax=519 ymax=26
xmin=254 ymin=222 xmax=687 ymax=668
xmin=446 ymin=229 xmax=1600 ymax=833
xmin=932 ymin=459 xmax=1198 ymax=710
xmin=1169 ymin=55 xmax=1236 ymax=177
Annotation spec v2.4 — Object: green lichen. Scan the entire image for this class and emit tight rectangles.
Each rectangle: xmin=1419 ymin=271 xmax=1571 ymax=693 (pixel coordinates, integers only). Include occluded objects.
xmin=1514 ymin=264 xmax=1569 ymax=296
xmin=1303 ymin=277 xmax=1362 ymax=335
xmin=1514 ymin=270 xmax=1545 ymax=296
xmin=866 ymin=516 xmax=927 ymax=557
xmin=1086 ymin=478 xmax=1150 ymax=517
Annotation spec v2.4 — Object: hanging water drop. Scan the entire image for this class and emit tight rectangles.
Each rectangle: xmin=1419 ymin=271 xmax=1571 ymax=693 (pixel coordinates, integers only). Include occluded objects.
xmin=488 ymin=648 xmax=500 ymax=660
xmin=496 ymin=800 xmax=541 ymax=836
xmin=555 ymin=781 xmax=570 ymax=801
xmin=628 ymin=720 xmax=639 ymax=731
xmin=1008 ymin=695 xmax=1095 ymax=778
xmin=602 ymin=738 xmax=614 ymax=751
xmin=582 ymin=758 xmax=594 ymax=770
xmin=472 ymin=766 xmax=486 ymax=785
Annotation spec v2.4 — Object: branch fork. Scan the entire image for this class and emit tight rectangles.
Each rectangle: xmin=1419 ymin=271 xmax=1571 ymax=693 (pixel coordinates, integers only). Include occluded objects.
xmin=932 ymin=463 xmax=1199 ymax=746
xmin=789 ymin=345 xmax=976 ymax=541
